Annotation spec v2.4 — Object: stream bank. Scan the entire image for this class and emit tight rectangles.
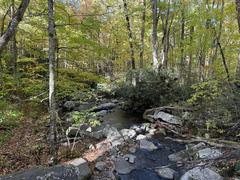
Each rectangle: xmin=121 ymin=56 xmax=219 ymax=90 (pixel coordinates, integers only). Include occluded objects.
xmin=1 ymin=98 xmax=240 ymax=180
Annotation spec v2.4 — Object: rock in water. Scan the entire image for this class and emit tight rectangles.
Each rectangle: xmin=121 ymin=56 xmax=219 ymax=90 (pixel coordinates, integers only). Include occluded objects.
xmin=140 ymin=139 xmax=158 ymax=151
xmin=154 ymin=111 xmax=182 ymax=125
xmin=155 ymin=167 xmax=176 ymax=179
xmin=197 ymin=148 xmax=223 ymax=160
xmin=2 ymin=159 xmax=91 ymax=180
xmin=181 ymin=167 xmax=223 ymax=180
xmin=136 ymin=134 xmax=147 ymax=140
xmin=120 ymin=129 xmax=136 ymax=140
xmin=114 ymin=157 xmax=135 ymax=174
xmin=93 ymin=103 xmax=117 ymax=112
xmin=95 ymin=161 xmax=107 ymax=171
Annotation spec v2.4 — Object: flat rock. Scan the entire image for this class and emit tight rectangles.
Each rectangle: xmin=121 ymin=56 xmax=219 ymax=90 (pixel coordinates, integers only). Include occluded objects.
xmin=95 ymin=161 xmax=107 ymax=171
xmin=181 ymin=167 xmax=223 ymax=180
xmin=155 ymin=167 xmax=176 ymax=179
xmin=120 ymin=129 xmax=136 ymax=140
xmin=139 ymin=139 xmax=158 ymax=151
xmin=197 ymin=148 xmax=223 ymax=160
xmin=95 ymin=110 xmax=108 ymax=117
xmin=104 ymin=126 xmax=124 ymax=147
xmin=154 ymin=111 xmax=182 ymax=125
xmin=114 ymin=157 xmax=135 ymax=174
xmin=136 ymin=134 xmax=147 ymax=140
xmin=168 ymin=152 xmax=183 ymax=162
xmin=124 ymin=154 xmax=136 ymax=164
xmin=93 ymin=103 xmax=117 ymax=112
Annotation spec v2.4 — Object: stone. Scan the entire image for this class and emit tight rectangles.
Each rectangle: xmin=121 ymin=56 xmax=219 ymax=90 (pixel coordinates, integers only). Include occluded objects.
xmin=114 ymin=157 xmax=134 ymax=174
xmin=95 ymin=161 xmax=107 ymax=171
xmin=95 ymin=110 xmax=108 ymax=117
xmin=181 ymin=167 xmax=223 ymax=180
xmin=129 ymin=147 xmax=137 ymax=154
xmin=136 ymin=134 xmax=147 ymax=140
xmin=120 ymin=129 xmax=136 ymax=140
xmin=155 ymin=167 xmax=176 ymax=179
xmin=139 ymin=139 xmax=158 ymax=151
xmin=153 ymin=111 xmax=182 ymax=125
xmin=149 ymin=128 xmax=157 ymax=135
xmin=1 ymin=165 xmax=91 ymax=180
xmin=124 ymin=154 xmax=136 ymax=164
xmin=63 ymin=101 xmax=80 ymax=111
xmin=103 ymin=126 xmax=124 ymax=147
xmin=86 ymin=127 xmax=92 ymax=133
xmin=168 ymin=152 xmax=183 ymax=162
xmin=93 ymin=103 xmax=117 ymax=112
xmin=197 ymin=148 xmax=223 ymax=160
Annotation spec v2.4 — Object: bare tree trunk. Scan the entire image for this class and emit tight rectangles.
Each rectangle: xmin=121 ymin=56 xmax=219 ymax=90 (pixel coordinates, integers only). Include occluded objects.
xmin=180 ymin=4 xmax=185 ymax=81
xmin=48 ymin=0 xmax=57 ymax=165
xmin=139 ymin=0 xmax=146 ymax=68
xmin=9 ymin=0 xmax=18 ymax=74
xmin=0 ymin=0 xmax=30 ymax=51
xmin=236 ymin=0 xmax=240 ymax=79
xmin=152 ymin=0 xmax=158 ymax=70
xmin=187 ymin=26 xmax=194 ymax=85
xmin=123 ymin=0 xmax=135 ymax=70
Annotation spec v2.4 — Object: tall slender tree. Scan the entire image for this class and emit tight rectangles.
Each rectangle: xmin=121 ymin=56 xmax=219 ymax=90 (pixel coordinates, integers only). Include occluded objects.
xmin=236 ymin=0 xmax=240 ymax=79
xmin=139 ymin=0 xmax=146 ymax=68
xmin=152 ymin=0 xmax=159 ymax=70
xmin=48 ymin=0 xmax=58 ymax=165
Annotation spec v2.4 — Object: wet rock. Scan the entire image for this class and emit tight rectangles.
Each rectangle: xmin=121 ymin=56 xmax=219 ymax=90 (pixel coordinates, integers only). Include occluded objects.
xmin=120 ymin=129 xmax=136 ymax=140
xmin=153 ymin=111 xmax=182 ymax=125
xmin=155 ymin=167 xmax=176 ymax=179
xmin=114 ymin=157 xmax=135 ymax=174
xmin=104 ymin=126 xmax=124 ymax=147
xmin=129 ymin=147 xmax=137 ymax=154
xmin=63 ymin=101 xmax=80 ymax=111
xmin=140 ymin=139 xmax=158 ymax=151
xmin=95 ymin=110 xmax=108 ymax=117
xmin=181 ymin=167 xmax=223 ymax=180
xmin=95 ymin=161 xmax=107 ymax=171
xmin=168 ymin=152 xmax=183 ymax=162
xmin=93 ymin=103 xmax=117 ymax=112
xmin=136 ymin=134 xmax=147 ymax=140
xmin=124 ymin=154 xmax=136 ymax=164
xmin=197 ymin=148 xmax=223 ymax=160
xmin=1 ymin=165 xmax=91 ymax=180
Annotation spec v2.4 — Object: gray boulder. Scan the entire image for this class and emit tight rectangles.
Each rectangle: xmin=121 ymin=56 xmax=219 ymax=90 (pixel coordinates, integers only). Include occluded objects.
xmin=1 ymin=158 xmax=91 ymax=180
xmin=136 ymin=134 xmax=147 ymax=140
xmin=120 ymin=129 xmax=136 ymax=140
xmin=114 ymin=157 xmax=135 ymax=174
xmin=103 ymin=126 xmax=124 ymax=147
xmin=155 ymin=167 xmax=176 ymax=179
xmin=95 ymin=161 xmax=107 ymax=171
xmin=139 ymin=139 xmax=158 ymax=151
xmin=154 ymin=111 xmax=182 ymax=125
xmin=197 ymin=148 xmax=223 ymax=160
xmin=181 ymin=167 xmax=223 ymax=180
xmin=63 ymin=101 xmax=80 ymax=111
xmin=93 ymin=103 xmax=117 ymax=112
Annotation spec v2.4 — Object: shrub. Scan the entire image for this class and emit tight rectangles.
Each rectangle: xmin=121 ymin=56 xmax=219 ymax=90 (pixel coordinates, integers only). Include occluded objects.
xmin=116 ymin=68 xmax=189 ymax=113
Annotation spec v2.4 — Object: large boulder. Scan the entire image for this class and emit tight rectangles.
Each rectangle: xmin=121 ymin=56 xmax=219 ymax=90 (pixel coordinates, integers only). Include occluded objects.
xmin=103 ymin=126 xmax=124 ymax=147
xmin=93 ymin=103 xmax=117 ymax=112
xmin=153 ymin=111 xmax=182 ymax=125
xmin=120 ymin=129 xmax=136 ymax=140
xmin=197 ymin=148 xmax=223 ymax=160
xmin=114 ymin=157 xmax=135 ymax=174
xmin=181 ymin=167 xmax=223 ymax=180
xmin=139 ymin=139 xmax=158 ymax=151
xmin=1 ymin=159 xmax=91 ymax=180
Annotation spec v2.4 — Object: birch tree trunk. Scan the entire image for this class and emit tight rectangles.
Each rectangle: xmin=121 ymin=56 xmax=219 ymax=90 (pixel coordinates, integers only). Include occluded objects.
xmin=152 ymin=0 xmax=158 ymax=70
xmin=139 ymin=0 xmax=146 ymax=68
xmin=48 ymin=0 xmax=57 ymax=165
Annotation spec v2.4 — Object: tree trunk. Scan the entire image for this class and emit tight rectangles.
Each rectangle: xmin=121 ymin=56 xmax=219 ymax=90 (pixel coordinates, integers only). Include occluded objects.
xmin=9 ymin=0 xmax=18 ymax=74
xmin=152 ymin=0 xmax=158 ymax=70
xmin=123 ymin=0 xmax=135 ymax=70
xmin=187 ymin=26 xmax=194 ymax=85
xmin=236 ymin=0 xmax=240 ymax=79
xmin=180 ymin=5 xmax=185 ymax=81
xmin=0 ymin=0 xmax=30 ymax=51
xmin=48 ymin=0 xmax=57 ymax=165
xmin=139 ymin=0 xmax=146 ymax=68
